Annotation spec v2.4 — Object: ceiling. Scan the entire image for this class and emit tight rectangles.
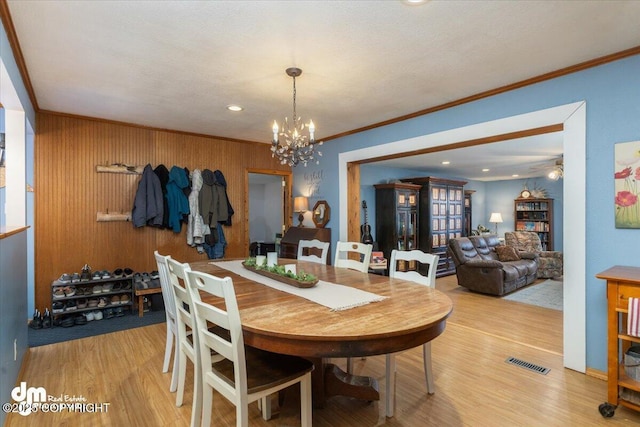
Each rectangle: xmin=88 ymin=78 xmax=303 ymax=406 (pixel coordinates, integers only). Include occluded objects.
xmin=5 ymin=1 xmax=640 ymax=180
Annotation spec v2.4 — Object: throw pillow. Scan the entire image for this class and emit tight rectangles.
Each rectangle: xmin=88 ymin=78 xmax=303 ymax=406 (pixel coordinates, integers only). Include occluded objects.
xmin=496 ymin=245 xmax=521 ymax=262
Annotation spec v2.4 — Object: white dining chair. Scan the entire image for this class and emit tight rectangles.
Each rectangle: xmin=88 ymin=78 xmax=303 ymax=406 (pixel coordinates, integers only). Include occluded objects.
xmin=386 ymin=249 xmax=440 ymax=417
xmin=334 ymin=241 xmax=373 ymax=273
xmin=167 ymin=258 xmax=223 ymax=427
xmin=154 ymin=250 xmax=179 ymax=392
xmin=334 ymin=241 xmax=374 ymax=373
xmin=297 ymin=239 xmax=330 ymax=264
xmin=186 ymin=269 xmax=314 ymax=427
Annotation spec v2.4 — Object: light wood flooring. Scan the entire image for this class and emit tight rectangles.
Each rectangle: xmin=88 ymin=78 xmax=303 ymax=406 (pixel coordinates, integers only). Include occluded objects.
xmin=7 ymin=275 xmax=640 ymax=426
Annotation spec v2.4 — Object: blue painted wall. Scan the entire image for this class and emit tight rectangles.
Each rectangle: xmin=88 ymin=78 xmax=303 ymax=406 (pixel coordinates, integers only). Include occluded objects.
xmin=294 ymin=54 xmax=640 ymax=371
xmin=0 ymin=20 xmax=36 ymax=427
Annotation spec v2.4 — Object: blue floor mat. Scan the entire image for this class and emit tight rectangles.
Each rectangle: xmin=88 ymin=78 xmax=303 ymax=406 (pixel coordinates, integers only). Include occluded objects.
xmin=28 ymin=309 xmax=166 ymax=347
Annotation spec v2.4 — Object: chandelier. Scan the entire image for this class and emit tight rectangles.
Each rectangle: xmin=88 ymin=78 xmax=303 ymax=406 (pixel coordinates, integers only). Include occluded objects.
xmin=271 ymin=67 xmax=322 ymax=167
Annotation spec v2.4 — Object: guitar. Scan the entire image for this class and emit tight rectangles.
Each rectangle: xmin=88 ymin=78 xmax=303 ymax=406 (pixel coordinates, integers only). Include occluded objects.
xmin=361 ymin=201 xmax=374 ymax=244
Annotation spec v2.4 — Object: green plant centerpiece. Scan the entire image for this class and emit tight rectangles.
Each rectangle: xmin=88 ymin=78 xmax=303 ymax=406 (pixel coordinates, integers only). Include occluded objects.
xmin=242 ymin=257 xmax=319 ymax=288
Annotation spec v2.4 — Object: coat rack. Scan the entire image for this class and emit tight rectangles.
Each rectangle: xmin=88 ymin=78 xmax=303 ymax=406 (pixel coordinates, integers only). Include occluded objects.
xmin=95 ymin=163 xmax=144 ymax=175
xmin=96 ymin=210 xmax=131 ymax=222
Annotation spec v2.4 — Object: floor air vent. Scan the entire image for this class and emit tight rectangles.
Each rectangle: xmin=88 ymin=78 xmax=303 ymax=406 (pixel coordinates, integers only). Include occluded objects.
xmin=505 ymin=356 xmax=550 ymax=375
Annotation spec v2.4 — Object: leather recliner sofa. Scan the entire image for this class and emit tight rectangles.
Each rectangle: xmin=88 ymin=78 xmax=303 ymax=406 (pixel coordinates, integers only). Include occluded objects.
xmin=448 ymin=234 xmax=538 ymax=296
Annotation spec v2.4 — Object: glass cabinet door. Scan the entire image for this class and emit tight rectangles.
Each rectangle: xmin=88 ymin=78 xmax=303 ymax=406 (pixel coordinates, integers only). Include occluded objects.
xmin=397 ymin=211 xmax=407 ymax=250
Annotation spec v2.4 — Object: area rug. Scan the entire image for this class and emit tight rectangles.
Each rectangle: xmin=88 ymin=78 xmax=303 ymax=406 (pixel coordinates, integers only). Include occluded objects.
xmin=28 ymin=310 xmax=166 ymax=347
xmin=502 ymin=279 xmax=563 ymax=311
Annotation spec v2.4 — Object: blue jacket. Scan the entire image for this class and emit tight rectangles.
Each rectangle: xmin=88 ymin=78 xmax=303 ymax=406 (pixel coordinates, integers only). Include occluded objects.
xmin=166 ymin=166 xmax=190 ymax=232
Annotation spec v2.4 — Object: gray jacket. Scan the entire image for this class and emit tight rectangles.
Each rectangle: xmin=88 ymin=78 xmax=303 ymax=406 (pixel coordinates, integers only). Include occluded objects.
xmin=132 ymin=164 xmax=164 ymax=227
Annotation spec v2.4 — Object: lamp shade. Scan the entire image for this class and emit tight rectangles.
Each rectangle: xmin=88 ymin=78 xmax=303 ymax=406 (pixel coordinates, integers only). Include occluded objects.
xmin=294 ymin=196 xmax=309 ymax=213
xmin=489 ymin=212 xmax=503 ymax=223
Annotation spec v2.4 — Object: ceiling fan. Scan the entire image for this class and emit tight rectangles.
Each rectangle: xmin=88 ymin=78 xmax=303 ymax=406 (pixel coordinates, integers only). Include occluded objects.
xmin=529 ymin=156 xmax=564 ymax=180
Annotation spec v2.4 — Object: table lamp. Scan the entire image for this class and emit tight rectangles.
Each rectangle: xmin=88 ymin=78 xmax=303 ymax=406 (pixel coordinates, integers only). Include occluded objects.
xmin=489 ymin=212 xmax=503 ymax=235
xmin=294 ymin=196 xmax=309 ymax=227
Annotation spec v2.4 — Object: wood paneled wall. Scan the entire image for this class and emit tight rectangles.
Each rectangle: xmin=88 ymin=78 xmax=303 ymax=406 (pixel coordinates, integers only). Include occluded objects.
xmin=34 ymin=113 xmax=290 ymax=311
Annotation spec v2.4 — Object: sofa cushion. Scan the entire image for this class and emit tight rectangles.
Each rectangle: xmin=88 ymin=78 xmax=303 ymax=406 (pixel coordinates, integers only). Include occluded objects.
xmin=496 ymin=245 xmax=521 ymax=262
xmin=469 ymin=236 xmax=498 ymax=261
xmin=501 ymin=263 xmax=523 ymax=282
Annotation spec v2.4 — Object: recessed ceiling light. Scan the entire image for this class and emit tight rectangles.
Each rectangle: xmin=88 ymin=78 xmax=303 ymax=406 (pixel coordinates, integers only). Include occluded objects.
xmin=442 ymin=161 xmax=450 ymax=165
xmin=512 ymin=174 xmax=519 ymax=177
xmin=227 ymin=104 xmax=243 ymax=112
xmin=402 ymin=0 xmax=428 ymax=5
xmin=482 ymin=168 xmax=490 ymax=172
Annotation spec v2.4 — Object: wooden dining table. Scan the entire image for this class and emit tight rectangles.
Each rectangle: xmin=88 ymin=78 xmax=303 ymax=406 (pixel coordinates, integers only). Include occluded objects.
xmin=190 ymin=259 xmax=453 ymax=407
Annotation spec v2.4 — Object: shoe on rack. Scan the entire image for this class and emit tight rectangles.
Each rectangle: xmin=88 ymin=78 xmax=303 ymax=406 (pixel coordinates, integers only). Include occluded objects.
xmin=102 ymin=270 xmax=111 ymax=279
xmin=74 ymin=315 xmax=87 ymax=326
xmin=80 ymin=264 xmax=92 ymax=282
xmin=84 ymin=311 xmax=95 ymax=322
xmin=53 ymin=287 xmax=66 ymax=298
xmin=120 ymin=294 xmax=131 ymax=305
xmin=52 ymin=302 xmax=64 ymax=314
xmin=60 ymin=316 xmax=75 ymax=328
xmin=70 ymin=273 xmax=81 ymax=283
xmin=110 ymin=295 xmax=121 ymax=305
xmin=92 ymin=285 xmax=103 ymax=294
xmin=88 ymin=298 xmax=99 ymax=308
xmin=123 ymin=268 xmax=134 ymax=278
xmin=64 ymin=286 xmax=76 ymax=297
xmin=104 ymin=308 xmax=115 ymax=319
xmin=121 ymin=281 xmax=132 ymax=291
xmin=28 ymin=309 xmax=42 ymax=330
xmin=97 ymin=297 xmax=108 ymax=308
xmin=92 ymin=271 xmax=102 ymax=281
xmin=114 ymin=306 xmax=125 ymax=317
xmin=112 ymin=282 xmax=122 ymax=291
xmin=65 ymin=300 xmax=77 ymax=311
xmin=150 ymin=270 xmax=159 ymax=280
xmin=102 ymin=282 xmax=114 ymax=293
xmin=77 ymin=298 xmax=88 ymax=309
xmin=93 ymin=310 xmax=104 ymax=321
xmin=113 ymin=268 xmax=124 ymax=278
xmin=58 ymin=273 xmax=72 ymax=284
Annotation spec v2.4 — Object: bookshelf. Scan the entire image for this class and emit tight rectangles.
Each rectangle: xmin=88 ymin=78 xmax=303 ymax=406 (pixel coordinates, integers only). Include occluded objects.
xmin=514 ymin=198 xmax=554 ymax=250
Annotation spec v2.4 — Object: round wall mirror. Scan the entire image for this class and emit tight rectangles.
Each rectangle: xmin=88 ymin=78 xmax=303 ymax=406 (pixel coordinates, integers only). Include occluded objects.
xmin=312 ymin=200 xmax=330 ymax=228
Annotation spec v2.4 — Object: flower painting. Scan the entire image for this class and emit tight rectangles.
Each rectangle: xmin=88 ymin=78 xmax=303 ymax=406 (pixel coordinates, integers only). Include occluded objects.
xmin=615 ymin=140 xmax=640 ymax=228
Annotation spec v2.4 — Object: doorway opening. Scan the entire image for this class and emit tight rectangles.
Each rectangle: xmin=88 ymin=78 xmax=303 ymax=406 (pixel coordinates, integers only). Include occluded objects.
xmin=339 ymin=102 xmax=586 ymax=372
xmin=246 ymin=169 xmax=292 ymax=256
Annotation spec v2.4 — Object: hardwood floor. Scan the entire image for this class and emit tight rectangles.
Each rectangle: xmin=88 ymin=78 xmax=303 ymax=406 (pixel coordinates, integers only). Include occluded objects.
xmin=7 ymin=275 xmax=640 ymax=426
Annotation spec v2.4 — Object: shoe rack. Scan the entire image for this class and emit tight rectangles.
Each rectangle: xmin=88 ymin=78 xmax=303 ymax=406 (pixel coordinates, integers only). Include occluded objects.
xmin=51 ymin=275 xmax=135 ymax=320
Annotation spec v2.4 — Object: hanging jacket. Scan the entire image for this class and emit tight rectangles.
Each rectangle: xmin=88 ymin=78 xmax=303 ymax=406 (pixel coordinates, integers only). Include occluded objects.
xmin=214 ymin=169 xmax=235 ymax=226
xmin=199 ymin=169 xmax=228 ymax=227
xmin=132 ymin=164 xmax=164 ymax=228
xmin=186 ymin=169 xmax=209 ymax=246
xmin=204 ymin=223 xmax=227 ymax=259
xmin=165 ymin=166 xmax=190 ymax=233
xmin=153 ymin=164 xmax=170 ymax=229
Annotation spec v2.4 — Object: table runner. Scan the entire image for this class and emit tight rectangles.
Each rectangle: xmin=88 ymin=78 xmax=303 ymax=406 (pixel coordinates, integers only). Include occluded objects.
xmin=211 ymin=260 xmax=386 ymax=311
